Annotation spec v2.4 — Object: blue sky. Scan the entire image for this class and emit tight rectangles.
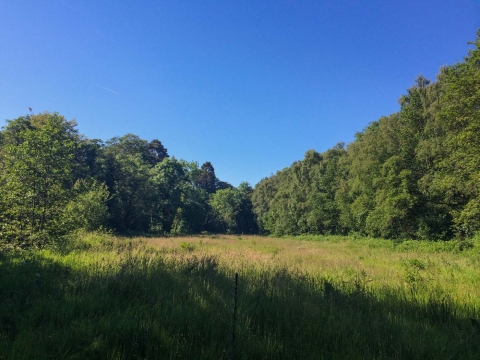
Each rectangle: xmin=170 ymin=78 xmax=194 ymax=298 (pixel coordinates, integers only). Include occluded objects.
xmin=1 ymin=1 xmax=478 ymax=186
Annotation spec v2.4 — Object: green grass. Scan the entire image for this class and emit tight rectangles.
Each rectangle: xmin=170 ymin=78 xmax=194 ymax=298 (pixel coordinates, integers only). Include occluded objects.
xmin=1 ymin=233 xmax=479 ymax=359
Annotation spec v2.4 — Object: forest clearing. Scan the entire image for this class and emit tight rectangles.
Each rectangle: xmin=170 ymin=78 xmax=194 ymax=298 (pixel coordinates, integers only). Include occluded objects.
xmin=1 ymin=233 xmax=479 ymax=359
xmin=1 ymin=4 xmax=479 ymax=359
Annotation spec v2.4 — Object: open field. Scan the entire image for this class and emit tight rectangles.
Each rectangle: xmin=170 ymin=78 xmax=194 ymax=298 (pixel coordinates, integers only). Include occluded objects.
xmin=1 ymin=234 xmax=480 ymax=359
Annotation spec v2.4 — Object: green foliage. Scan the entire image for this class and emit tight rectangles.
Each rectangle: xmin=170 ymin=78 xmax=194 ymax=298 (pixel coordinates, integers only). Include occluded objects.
xmin=196 ymin=161 xmax=217 ymax=193
xmin=104 ymin=134 xmax=168 ymax=167
xmin=236 ymin=182 xmax=258 ymax=234
xmin=150 ymin=158 xmax=211 ymax=234
xmin=253 ymin=30 xmax=480 ymax=241
xmin=437 ymin=30 xmax=480 ymax=237
xmin=365 ymin=155 xmax=417 ymax=238
xmin=61 ymin=179 xmax=110 ymax=232
xmin=210 ymin=188 xmax=242 ymax=233
xmin=0 ymin=113 xmax=76 ymax=247
xmin=108 ymin=153 xmax=154 ymax=232
xmin=251 ymin=174 xmax=280 ymax=232
xmin=180 ymin=241 xmax=196 ymax=252
xmin=0 ymin=108 xmax=251 ymax=242
xmin=1 ymin=30 xmax=480 ymax=242
xmin=149 ymin=158 xmax=188 ymax=233
xmin=254 ymin=146 xmax=346 ymax=236
xmin=210 ymin=182 xmax=257 ymax=234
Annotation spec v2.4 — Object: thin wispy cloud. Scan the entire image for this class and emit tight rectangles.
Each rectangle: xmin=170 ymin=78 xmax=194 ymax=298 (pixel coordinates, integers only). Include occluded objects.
xmin=94 ymin=84 xmax=120 ymax=95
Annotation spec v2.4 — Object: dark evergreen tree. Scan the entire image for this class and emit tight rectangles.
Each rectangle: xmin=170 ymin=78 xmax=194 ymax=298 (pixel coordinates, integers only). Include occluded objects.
xmin=148 ymin=139 xmax=169 ymax=165
xmin=197 ymin=162 xmax=217 ymax=193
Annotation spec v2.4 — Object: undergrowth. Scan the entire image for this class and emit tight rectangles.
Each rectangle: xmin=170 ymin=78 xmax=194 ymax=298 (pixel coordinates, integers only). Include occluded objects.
xmin=0 ymin=233 xmax=479 ymax=359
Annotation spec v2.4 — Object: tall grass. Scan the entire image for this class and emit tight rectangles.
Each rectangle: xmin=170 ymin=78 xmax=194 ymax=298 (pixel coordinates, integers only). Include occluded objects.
xmin=0 ymin=233 xmax=479 ymax=359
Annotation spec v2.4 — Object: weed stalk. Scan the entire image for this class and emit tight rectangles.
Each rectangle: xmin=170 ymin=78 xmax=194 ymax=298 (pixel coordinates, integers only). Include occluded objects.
xmin=231 ymin=272 xmax=238 ymax=360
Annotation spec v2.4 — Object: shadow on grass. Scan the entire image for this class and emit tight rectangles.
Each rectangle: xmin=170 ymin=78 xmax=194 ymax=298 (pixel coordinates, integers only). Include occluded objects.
xmin=0 ymin=245 xmax=479 ymax=359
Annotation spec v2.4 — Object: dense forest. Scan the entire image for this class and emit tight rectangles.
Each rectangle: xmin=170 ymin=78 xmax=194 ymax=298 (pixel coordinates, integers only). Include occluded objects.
xmin=0 ymin=116 xmax=257 ymax=247
xmin=253 ymin=30 xmax=480 ymax=240
xmin=0 ymin=30 xmax=479 ymax=246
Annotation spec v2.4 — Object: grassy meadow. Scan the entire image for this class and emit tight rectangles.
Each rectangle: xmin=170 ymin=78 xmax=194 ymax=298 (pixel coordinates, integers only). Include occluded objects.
xmin=1 ymin=233 xmax=480 ymax=359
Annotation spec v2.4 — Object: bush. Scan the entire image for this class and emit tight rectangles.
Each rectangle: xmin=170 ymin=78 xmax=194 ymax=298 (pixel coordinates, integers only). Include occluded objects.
xmin=61 ymin=179 xmax=110 ymax=232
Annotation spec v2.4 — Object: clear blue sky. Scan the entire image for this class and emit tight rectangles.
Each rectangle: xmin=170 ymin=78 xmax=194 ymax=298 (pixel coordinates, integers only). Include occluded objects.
xmin=1 ymin=1 xmax=478 ymax=186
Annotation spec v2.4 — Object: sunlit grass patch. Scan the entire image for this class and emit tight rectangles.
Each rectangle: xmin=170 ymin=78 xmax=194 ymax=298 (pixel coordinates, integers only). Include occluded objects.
xmin=1 ymin=234 xmax=479 ymax=359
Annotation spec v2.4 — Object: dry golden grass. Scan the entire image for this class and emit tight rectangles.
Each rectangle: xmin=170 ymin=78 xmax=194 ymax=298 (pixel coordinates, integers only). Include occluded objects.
xmin=139 ymin=234 xmax=480 ymax=307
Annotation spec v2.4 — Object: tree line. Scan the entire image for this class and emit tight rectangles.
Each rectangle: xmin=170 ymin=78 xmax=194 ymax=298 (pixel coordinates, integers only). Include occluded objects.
xmin=1 ymin=30 xmax=478 ymax=246
xmin=0 ymin=114 xmax=257 ymax=247
xmin=252 ymin=30 xmax=480 ymax=240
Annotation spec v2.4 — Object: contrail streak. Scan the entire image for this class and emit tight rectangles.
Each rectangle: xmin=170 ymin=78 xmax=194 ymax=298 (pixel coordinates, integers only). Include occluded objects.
xmin=94 ymin=84 xmax=120 ymax=95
